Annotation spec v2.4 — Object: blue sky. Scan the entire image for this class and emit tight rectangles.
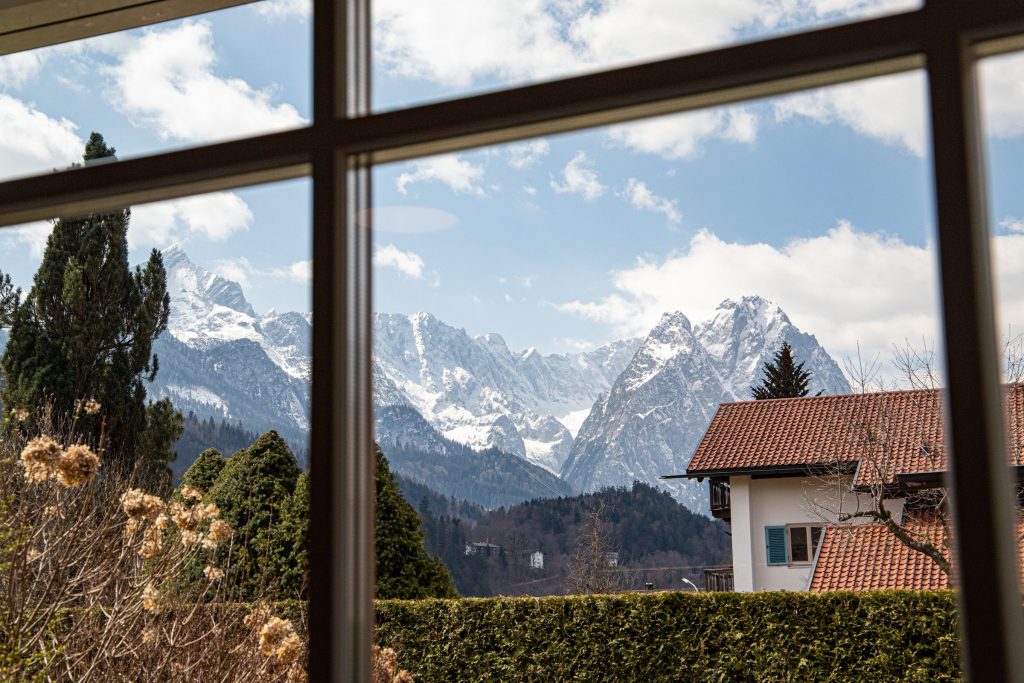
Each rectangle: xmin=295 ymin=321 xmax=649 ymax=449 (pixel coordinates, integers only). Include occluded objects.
xmin=2 ymin=0 xmax=1024 ymax=376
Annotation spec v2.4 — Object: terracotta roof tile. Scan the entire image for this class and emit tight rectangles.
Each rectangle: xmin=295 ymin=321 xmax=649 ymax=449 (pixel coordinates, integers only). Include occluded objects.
xmin=808 ymin=516 xmax=949 ymax=592
xmin=685 ymin=385 xmax=1024 ymax=485
xmin=809 ymin=513 xmax=1024 ymax=592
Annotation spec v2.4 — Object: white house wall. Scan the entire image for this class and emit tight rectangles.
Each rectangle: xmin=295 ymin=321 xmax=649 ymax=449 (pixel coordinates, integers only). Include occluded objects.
xmin=735 ymin=475 xmax=904 ymax=592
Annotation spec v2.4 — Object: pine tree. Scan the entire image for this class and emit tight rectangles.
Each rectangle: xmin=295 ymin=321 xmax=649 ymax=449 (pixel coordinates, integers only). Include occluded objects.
xmin=205 ymin=431 xmax=300 ymax=596
xmin=180 ymin=447 xmax=227 ymax=494
xmin=750 ymin=341 xmax=814 ymax=400
xmin=375 ymin=446 xmax=457 ymax=599
xmin=0 ymin=133 xmax=175 ymax=475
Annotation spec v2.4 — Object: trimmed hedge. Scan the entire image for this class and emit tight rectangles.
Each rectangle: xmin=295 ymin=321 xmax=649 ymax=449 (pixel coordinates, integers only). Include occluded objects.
xmin=375 ymin=591 xmax=961 ymax=682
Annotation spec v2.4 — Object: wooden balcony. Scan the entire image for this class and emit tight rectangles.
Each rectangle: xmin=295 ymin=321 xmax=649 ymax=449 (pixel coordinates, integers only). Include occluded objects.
xmin=704 ymin=566 xmax=734 ymax=592
xmin=710 ymin=477 xmax=730 ymax=522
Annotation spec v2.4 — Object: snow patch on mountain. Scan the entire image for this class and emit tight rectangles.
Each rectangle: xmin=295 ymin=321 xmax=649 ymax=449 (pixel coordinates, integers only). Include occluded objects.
xmin=562 ymin=297 xmax=851 ymax=512
xmin=372 ymin=311 xmax=641 ymax=473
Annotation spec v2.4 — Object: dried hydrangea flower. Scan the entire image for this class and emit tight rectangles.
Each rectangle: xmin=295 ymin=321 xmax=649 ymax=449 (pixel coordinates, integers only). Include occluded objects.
xmin=82 ymin=398 xmax=101 ymax=415
xmin=154 ymin=513 xmax=170 ymax=531
xmin=141 ymin=583 xmax=160 ymax=612
xmin=121 ymin=489 xmax=166 ymax=520
xmin=26 ymin=548 xmax=42 ymax=563
xmin=9 ymin=407 xmax=29 ymax=422
xmin=259 ymin=616 xmax=293 ymax=657
xmin=276 ymin=632 xmax=303 ymax=665
xmin=203 ymin=565 xmax=225 ymax=581
xmin=56 ymin=444 xmax=100 ymax=488
xmin=244 ymin=607 xmax=271 ymax=628
xmin=20 ymin=435 xmax=62 ymax=483
xmin=179 ymin=485 xmax=204 ymax=501
xmin=139 ymin=526 xmax=163 ymax=559
xmin=142 ymin=628 xmax=159 ymax=645
xmin=206 ymin=519 xmax=232 ymax=544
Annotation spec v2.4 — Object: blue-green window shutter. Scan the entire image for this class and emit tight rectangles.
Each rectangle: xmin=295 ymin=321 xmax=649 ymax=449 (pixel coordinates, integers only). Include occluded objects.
xmin=765 ymin=526 xmax=788 ymax=566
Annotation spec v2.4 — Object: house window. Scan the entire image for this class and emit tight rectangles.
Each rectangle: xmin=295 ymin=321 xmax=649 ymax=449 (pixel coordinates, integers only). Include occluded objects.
xmin=787 ymin=524 xmax=823 ymax=565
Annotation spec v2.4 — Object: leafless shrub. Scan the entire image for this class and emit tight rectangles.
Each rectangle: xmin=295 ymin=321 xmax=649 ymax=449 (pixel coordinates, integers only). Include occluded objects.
xmin=0 ymin=401 xmax=309 ymax=682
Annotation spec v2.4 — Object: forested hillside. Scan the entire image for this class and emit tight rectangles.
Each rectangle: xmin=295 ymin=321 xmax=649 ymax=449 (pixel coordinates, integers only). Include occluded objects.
xmin=414 ymin=481 xmax=731 ymax=597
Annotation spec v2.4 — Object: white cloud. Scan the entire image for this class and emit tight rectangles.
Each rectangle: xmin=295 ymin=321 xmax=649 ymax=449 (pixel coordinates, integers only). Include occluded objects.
xmin=980 ymin=52 xmax=1024 ymax=139
xmin=130 ymin=192 xmax=253 ymax=249
xmin=0 ymin=94 xmax=82 ymax=178
xmin=109 ymin=20 xmax=304 ymax=142
xmin=523 ymin=185 xmax=537 ymax=196
xmin=212 ymin=256 xmax=253 ymax=288
xmin=396 ymin=154 xmax=486 ymax=196
xmin=774 ymin=72 xmax=928 ymax=155
xmin=212 ymin=256 xmax=311 ymax=287
xmin=505 ymin=140 xmax=550 ymax=169
xmin=0 ymin=52 xmax=46 ymax=89
xmin=556 ymin=221 xmax=959 ymax=365
xmin=374 ymin=244 xmax=426 ymax=279
xmin=557 ymin=337 xmax=596 ymax=352
xmin=1 ymin=222 xmax=52 ymax=258
xmin=270 ymin=259 xmax=312 ymax=283
xmin=999 ymin=217 xmax=1024 ymax=234
xmin=550 ymin=151 xmax=606 ymax=200
xmin=255 ymin=0 xmax=311 ymax=20
xmin=606 ymin=107 xmax=757 ymax=159
xmin=619 ymin=178 xmax=681 ymax=224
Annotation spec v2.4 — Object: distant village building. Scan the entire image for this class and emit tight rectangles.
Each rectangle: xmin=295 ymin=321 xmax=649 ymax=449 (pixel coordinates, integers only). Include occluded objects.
xmin=604 ymin=552 xmax=619 ymax=568
xmin=527 ymin=550 xmax=544 ymax=570
xmin=464 ymin=542 xmax=502 ymax=557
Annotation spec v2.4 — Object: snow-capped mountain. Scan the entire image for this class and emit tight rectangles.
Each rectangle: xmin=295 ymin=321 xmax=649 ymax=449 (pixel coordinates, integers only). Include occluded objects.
xmin=372 ymin=311 xmax=640 ymax=473
xmin=695 ymin=296 xmax=849 ymax=398
xmin=150 ymin=246 xmax=311 ymax=456
xmin=561 ymin=296 xmax=850 ymax=510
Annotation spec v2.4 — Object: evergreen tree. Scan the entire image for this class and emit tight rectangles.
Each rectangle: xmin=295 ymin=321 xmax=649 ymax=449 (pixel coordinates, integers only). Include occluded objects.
xmin=750 ymin=341 xmax=814 ymax=400
xmin=205 ymin=431 xmax=300 ymax=596
xmin=271 ymin=470 xmax=309 ymax=598
xmin=180 ymin=447 xmax=227 ymax=494
xmin=0 ymin=133 xmax=174 ymax=475
xmin=375 ymin=446 xmax=457 ymax=599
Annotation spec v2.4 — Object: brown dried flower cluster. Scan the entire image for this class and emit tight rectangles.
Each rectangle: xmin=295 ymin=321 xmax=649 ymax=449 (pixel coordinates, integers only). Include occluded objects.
xmin=20 ymin=437 xmax=101 ymax=488
xmin=121 ymin=489 xmax=166 ymax=520
xmin=249 ymin=609 xmax=306 ymax=680
xmin=141 ymin=582 xmax=160 ymax=613
xmin=82 ymin=398 xmax=101 ymax=415
xmin=170 ymin=500 xmax=221 ymax=546
xmin=372 ymin=645 xmax=414 ymax=683
xmin=9 ymin=407 xmax=29 ymax=422
xmin=139 ymin=526 xmax=163 ymax=559
xmin=55 ymin=444 xmax=101 ymax=488
xmin=20 ymin=436 xmax=62 ymax=483
xmin=180 ymin=485 xmax=204 ymax=501
xmin=203 ymin=565 xmax=225 ymax=581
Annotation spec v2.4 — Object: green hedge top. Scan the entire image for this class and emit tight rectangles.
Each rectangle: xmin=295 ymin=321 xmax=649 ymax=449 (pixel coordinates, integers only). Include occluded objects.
xmin=375 ymin=591 xmax=961 ymax=683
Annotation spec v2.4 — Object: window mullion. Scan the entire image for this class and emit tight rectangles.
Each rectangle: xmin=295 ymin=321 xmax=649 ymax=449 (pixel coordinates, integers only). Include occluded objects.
xmin=925 ymin=19 xmax=1024 ymax=683
xmin=309 ymin=0 xmax=374 ymax=682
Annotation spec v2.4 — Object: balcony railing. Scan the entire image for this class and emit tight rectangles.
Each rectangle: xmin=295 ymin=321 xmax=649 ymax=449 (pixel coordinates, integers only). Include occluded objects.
xmin=704 ymin=566 xmax=734 ymax=592
xmin=710 ymin=478 xmax=730 ymax=522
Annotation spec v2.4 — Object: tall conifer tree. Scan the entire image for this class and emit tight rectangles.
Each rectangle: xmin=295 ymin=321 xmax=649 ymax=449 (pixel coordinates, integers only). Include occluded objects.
xmin=750 ymin=341 xmax=814 ymax=400
xmin=0 ymin=133 xmax=177 ymax=478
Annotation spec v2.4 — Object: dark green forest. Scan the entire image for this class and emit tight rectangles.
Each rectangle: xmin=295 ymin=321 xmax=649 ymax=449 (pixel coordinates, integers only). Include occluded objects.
xmin=410 ymin=481 xmax=731 ymax=597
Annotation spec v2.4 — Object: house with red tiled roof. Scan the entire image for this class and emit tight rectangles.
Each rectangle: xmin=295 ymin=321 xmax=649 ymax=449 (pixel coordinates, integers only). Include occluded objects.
xmin=665 ymin=386 xmax=1024 ymax=592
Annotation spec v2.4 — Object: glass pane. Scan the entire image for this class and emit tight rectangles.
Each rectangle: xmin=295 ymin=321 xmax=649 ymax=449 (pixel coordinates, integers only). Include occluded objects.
xmin=790 ymin=527 xmax=810 ymax=563
xmin=978 ymin=43 xmax=1024 ymax=584
xmin=0 ymin=175 xmax=311 ymax=677
xmin=811 ymin=525 xmax=823 ymax=553
xmin=372 ymin=0 xmax=921 ymax=111
xmin=370 ymin=69 xmax=944 ymax=612
xmin=0 ymin=0 xmax=310 ymax=182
